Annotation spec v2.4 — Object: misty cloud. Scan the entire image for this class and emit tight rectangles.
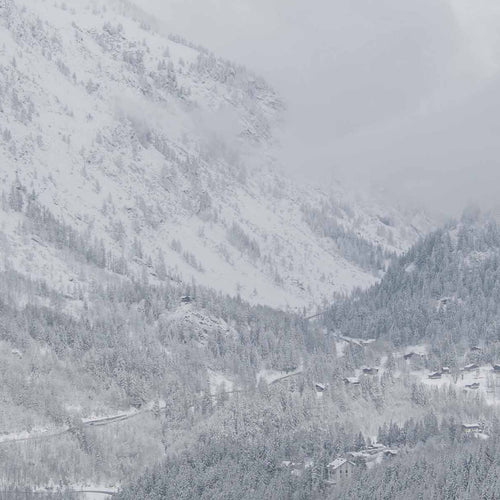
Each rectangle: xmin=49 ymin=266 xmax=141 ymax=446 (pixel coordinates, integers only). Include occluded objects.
xmin=132 ymin=0 xmax=500 ymax=215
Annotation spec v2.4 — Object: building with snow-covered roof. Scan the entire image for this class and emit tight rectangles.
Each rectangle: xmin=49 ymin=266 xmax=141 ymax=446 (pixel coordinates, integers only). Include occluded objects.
xmin=343 ymin=377 xmax=360 ymax=386
xmin=463 ymin=363 xmax=479 ymax=371
xmin=384 ymin=449 xmax=398 ymax=458
xmin=465 ymin=382 xmax=480 ymax=390
xmin=404 ymin=351 xmax=423 ymax=360
xmin=326 ymin=458 xmax=356 ymax=483
xmin=462 ymin=423 xmax=482 ymax=434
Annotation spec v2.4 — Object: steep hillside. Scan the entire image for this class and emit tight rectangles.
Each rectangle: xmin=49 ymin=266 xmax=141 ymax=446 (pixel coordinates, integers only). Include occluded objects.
xmin=0 ymin=0 xmax=431 ymax=311
xmin=113 ymin=210 xmax=500 ymax=500
xmin=0 ymin=2 xmax=465 ymax=498
xmin=325 ymin=209 xmax=500 ymax=365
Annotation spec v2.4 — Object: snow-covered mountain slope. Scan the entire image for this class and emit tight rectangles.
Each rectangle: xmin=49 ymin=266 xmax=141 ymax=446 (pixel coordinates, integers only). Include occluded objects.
xmin=324 ymin=211 xmax=500 ymax=355
xmin=0 ymin=0 xmax=432 ymax=310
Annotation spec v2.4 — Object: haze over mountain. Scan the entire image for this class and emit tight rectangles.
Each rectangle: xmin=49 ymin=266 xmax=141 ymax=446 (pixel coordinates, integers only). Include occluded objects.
xmin=1 ymin=1 xmax=500 ymax=499
xmin=136 ymin=0 xmax=500 ymax=214
xmin=0 ymin=0 xmax=432 ymax=313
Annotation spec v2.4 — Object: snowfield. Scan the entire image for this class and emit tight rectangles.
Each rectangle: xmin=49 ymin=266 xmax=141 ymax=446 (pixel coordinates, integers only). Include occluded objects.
xmin=0 ymin=0 xmax=432 ymax=313
xmin=1 ymin=2 xmax=479 ymax=498
xmin=415 ymin=365 xmax=500 ymax=407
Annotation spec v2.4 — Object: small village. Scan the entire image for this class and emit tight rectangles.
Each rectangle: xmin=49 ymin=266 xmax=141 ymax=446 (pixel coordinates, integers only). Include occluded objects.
xmin=279 ymin=369 xmax=490 ymax=488
xmin=280 ymin=418 xmax=486 ymax=487
xmin=273 ymin=333 xmax=497 ymax=488
xmin=333 ymin=332 xmax=500 ymax=400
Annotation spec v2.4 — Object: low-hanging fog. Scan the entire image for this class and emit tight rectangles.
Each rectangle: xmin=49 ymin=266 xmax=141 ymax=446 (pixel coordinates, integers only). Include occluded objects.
xmin=131 ymin=0 xmax=500 ymax=215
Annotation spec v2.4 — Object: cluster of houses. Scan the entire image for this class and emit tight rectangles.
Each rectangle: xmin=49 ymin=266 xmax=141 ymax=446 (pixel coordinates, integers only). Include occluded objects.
xmin=303 ymin=340 xmax=492 ymax=486
xmin=314 ymin=372 xmax=379 ymax=391
xmin=281 ymin=443 xmax=399 ymax=486
xmin=330 ymin=344 xmax=500 ymax=397
xmin=347 ymin=443 xmax=398 ymax=467
xmin=280 ymin=459 xmax=315 ymax=478
xmin=464 ymin=362 xmax=500 ymax=373
xmin=282 ymin=423 xmax=487 ymax=487
xmin=425 ymin=361 xmax=500 ymax=391
xmin=340 ymin=366 xmax=380 ymax=387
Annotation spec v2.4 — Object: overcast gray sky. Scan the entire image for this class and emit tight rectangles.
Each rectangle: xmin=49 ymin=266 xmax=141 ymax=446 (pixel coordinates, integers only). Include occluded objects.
xmin=135 ymin=0 xmax=500 ymax=214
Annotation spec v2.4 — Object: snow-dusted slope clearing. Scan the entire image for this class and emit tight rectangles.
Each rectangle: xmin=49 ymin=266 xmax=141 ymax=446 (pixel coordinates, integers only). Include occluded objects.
xmin=0 ymin=0 xmax=431 ymax=309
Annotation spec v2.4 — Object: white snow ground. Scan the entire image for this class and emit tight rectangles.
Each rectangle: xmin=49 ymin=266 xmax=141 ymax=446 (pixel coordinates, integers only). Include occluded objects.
xmin=0 ymin=0 xmax=433 ymax=312
xmin=415 ymin=365 xmax=500 ymax=407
